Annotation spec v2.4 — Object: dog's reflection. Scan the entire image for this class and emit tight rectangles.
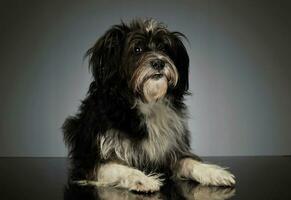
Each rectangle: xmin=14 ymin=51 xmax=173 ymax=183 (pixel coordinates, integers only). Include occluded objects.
xmin=64 ymin=181 xmax=235 ymax=200
xmin=177 ymin=181 xmax=235 ymax=200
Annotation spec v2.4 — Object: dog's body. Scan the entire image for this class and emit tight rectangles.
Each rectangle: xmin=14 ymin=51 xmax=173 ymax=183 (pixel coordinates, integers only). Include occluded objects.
xmin=63 ymin=19 xmax=235 ymax=192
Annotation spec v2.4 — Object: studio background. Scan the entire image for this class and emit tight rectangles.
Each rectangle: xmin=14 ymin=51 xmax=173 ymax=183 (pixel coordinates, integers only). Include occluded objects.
xmin=0 ymin=0 xmax=290 ymax=157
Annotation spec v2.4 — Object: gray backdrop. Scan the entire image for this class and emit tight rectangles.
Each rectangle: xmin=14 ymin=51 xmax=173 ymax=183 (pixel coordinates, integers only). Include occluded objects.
xmin=0 ymin=0 xmax=290 ymax=157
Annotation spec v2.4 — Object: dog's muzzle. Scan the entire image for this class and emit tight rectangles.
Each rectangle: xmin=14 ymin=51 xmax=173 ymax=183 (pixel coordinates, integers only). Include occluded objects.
xmin=130 ymin=52 xmax=178 ymax=102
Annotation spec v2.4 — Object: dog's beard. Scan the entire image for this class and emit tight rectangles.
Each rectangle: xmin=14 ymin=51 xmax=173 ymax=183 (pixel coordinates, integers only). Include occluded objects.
xmin=130 ymin=52 xmax=178 ymax=102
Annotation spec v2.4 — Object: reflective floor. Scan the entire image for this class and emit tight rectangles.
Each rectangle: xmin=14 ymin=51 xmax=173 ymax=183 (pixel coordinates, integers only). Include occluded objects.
xmin=1 ymin=157 xmax=291 ymax=200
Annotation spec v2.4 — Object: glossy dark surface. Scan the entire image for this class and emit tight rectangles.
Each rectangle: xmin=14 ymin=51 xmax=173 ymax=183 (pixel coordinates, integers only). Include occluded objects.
xmin=1 ymin=156 xmax=291 ymax=200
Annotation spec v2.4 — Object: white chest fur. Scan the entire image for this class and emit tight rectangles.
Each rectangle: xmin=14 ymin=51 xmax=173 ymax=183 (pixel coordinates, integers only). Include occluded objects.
xmin=99 ymin=99 xmax=188 ymax=166
xmin=138 ymin=100 xmax=187 ymax=161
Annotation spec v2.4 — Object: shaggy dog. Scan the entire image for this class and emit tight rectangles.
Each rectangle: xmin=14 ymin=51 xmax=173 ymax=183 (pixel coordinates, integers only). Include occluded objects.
xmin=63 ymin=19 xmax=235 ymax=192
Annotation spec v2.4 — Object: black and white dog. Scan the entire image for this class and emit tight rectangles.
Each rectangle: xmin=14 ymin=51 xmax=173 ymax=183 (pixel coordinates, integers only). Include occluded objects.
xmin=63 ymin=19 xmax=235 ymax=193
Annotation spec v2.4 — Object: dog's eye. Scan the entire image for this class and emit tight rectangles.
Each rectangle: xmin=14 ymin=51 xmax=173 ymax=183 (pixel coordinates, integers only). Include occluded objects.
xmin=134 ymin=47 xmax=143 ymax=53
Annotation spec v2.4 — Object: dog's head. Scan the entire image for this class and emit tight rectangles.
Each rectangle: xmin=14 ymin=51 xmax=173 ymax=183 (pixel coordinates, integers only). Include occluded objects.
xmin=86 ymin=19 xmax=189 ymax=102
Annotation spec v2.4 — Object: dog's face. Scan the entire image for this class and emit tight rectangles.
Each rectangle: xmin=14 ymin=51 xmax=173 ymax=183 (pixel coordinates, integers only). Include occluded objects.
xmin=87 ymin=19 xmax=189 ymax=102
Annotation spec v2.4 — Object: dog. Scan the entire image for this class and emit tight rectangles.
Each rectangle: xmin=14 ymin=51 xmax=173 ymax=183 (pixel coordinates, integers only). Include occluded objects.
xmin=63 ymin=19 xmax=235 ymax=193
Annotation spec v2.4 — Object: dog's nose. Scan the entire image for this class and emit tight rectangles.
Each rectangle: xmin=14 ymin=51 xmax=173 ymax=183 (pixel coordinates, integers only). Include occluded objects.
xmin=151 ymin=59 xmax=165 ymax=70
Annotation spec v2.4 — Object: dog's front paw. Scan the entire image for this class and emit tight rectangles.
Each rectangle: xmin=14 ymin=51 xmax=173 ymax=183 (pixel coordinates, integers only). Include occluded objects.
xmin=191 ymin=163 xmax=235 ymax=186
xmin=129 ymin=174 xmax=163 ymax=193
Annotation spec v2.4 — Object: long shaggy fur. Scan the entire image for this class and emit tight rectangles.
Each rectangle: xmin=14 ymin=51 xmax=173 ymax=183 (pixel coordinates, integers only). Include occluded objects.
xmin=63 ymin=19 xmax=196 ymax=179
xmin=63 ymin=19 xmax=235 ymax=190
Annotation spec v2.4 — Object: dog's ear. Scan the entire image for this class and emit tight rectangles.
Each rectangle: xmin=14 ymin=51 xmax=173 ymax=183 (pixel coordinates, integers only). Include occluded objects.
xmin=86 ymin=24 xmax=128 ymax=85
xmin=169 ymin=32 xmax=190 ymax=95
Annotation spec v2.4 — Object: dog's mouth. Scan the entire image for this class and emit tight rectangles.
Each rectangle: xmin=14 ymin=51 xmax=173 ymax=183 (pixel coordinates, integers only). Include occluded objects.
xmin=142 ymin=74 xmax=168 ymax=103
xmin=150 ymin=73 xmax=164 ymax=80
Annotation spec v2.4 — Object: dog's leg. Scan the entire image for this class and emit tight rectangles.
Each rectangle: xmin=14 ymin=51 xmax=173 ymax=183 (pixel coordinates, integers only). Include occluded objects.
xmin=174 ymin=158 xmax=235 ymax=186
xmin=77 ymin=162 xmax=163 ymax=192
